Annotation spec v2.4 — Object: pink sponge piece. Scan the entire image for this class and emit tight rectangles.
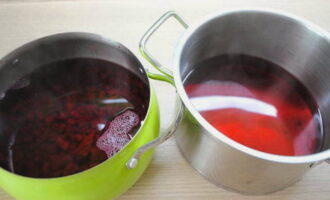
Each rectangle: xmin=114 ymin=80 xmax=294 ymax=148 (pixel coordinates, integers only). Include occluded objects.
xmin=96 ymin=110 xmax=140 ymax=157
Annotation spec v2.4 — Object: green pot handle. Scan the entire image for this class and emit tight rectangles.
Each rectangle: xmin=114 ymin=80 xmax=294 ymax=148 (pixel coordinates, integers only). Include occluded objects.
xmin=146 ymin=71 xmax=175 ymax=86
xmin=126 ymin=11 xmax=188 ymax=169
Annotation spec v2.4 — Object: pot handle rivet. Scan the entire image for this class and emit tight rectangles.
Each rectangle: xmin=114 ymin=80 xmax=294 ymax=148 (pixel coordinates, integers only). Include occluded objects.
xmin=126 ymin=158 xmax=138 ymax=169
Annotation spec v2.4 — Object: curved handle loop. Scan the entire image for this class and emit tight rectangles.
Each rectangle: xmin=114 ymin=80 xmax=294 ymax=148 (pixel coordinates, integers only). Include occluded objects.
xmin=126 ymin=99 xmax=184 ymax=169
xmin=139 ymin=10 xmax=188 ymax=79
xmin=126 ymin=11 xmax=188 ymax=169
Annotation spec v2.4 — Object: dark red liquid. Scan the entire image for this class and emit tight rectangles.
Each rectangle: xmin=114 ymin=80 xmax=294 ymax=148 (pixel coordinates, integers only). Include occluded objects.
xmin=0 ymin=58 xmax=149 ymax=178
xmin=184 ymin=55 xmax=322 ymax=156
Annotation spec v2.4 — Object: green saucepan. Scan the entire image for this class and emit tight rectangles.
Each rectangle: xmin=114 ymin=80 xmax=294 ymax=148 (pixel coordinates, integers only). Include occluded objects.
xmin=0 ymin=32 xmax=182 ymax=200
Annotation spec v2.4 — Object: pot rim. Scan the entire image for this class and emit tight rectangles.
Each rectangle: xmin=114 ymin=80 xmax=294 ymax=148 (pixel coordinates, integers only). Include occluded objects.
xmin=173 ymin=8 xmax=330 ymax=164
xmin=0 ymin=32 xmax=155 ymax=180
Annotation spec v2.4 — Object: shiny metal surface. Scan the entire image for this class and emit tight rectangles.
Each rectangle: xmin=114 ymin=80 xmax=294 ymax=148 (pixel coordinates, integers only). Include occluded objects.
xmin=165 ymin=10 xmax=330 ymax=194
xmin=139 ymin=11 xmax=188 ymax=78
xmin=176 ymin=103 xmax=312 ymax=194
xmin=126 ymin=99 xmax=184 ymax=169
xmin=126 ymin=11 xmax=189 ymax=169
xmin=0 ymin=32 xmax=150 ymax=93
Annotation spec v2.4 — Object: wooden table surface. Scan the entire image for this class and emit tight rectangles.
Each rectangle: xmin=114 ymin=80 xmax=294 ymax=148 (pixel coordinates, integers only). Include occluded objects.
xmin=0 ymin=0 xmax=330 ymax=199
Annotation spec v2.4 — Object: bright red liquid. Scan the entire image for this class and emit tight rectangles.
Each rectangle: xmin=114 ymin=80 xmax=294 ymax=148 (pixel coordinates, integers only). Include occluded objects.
xmin=185 ymin=55 xmax=322 ymax=156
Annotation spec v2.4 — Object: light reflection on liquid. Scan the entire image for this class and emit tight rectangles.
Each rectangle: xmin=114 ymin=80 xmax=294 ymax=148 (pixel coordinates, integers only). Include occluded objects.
xmin=190 ymin=95 xmax=278 ymax=117
xmin=101 ymin=98 xmax=128 ymax=104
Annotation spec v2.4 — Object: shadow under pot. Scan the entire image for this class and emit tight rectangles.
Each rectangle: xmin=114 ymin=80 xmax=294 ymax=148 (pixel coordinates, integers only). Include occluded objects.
xmin=0 ymin=32 xmax=178 ymax=200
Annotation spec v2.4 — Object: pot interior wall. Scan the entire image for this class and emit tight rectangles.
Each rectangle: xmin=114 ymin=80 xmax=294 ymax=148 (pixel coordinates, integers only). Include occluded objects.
xmin=0 ymin=33 xmax=151 ymax=177
xmin=179 ymin=10 xmax=330 ymax=152
xmin=0 ymin=33 xmax=150 ymax=92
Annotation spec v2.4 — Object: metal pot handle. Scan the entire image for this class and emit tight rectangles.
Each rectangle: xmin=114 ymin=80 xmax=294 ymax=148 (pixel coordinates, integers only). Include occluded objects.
xmin=126 ymin=11 xmax=188 ymax=169
xmin=139 ymin=10 xmax=188 ymax=80
xmin=126 ymin=99 xmax=184 ymax=169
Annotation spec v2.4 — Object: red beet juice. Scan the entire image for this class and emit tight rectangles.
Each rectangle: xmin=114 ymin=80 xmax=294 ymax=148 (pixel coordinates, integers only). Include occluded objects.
xmin=184 ymin=54 xmax=323 ymax=156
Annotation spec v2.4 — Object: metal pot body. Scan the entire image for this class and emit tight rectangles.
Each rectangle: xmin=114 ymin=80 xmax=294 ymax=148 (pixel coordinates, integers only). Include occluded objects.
xmin=0 ymin=32 xmax=160 ymax=200
xmin=134 ymin=10 xmax=330 ymax=194
xmin=176 ymin=106 xmax=311 ymax=194
xmin=172 ymin=10 xmax=330 ymax=194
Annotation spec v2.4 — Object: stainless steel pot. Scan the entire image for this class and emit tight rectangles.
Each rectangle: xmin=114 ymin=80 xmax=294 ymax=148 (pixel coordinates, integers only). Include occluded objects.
xmin=138 ymin=10 xmax=330 ymax=194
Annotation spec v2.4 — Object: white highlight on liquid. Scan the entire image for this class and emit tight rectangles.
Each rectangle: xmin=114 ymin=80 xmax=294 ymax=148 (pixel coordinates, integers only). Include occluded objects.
xmin=190 ymin=95 xmax=277 ymax=117
xmin=101 ymin=98 xmax=128 ymax=104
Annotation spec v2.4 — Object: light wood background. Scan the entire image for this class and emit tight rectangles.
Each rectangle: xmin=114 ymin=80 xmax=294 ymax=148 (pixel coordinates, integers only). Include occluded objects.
xmin=0 ymin=0 xmax=330 ymax=199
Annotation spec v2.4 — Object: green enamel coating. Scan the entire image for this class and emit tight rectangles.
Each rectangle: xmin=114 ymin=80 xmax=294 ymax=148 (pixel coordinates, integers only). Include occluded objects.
xmin=147 ymin=72 xmax=175 ymax=86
